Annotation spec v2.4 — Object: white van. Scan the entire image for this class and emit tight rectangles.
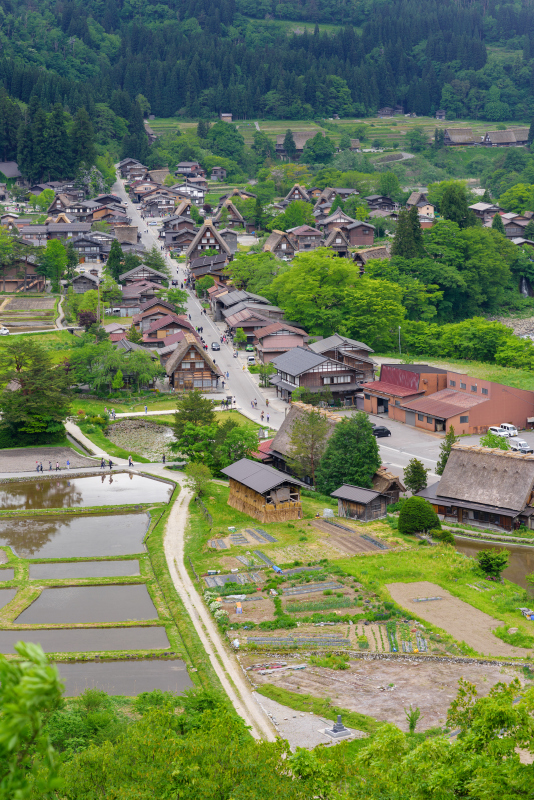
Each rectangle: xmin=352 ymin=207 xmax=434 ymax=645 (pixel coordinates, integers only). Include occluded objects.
xmin=247 ymin=355 xmax=256 ymax=365
xmin=499 ymin=423 xmax=518 ymax=437
xmin=509 ymin=437 xmax=530 ymax=451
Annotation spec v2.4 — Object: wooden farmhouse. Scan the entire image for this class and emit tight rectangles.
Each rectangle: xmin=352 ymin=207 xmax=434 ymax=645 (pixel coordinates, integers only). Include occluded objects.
xmin=119 ymin=264 xmax=167 ymax=285
xmin=221 ymin=458 xmax=306 ymax=522
xmin=186 ymin=220 xmax=232 ymax=262
xmin=262 ymin=230 xmax=297 ymax=259
xmin=331 ymin=484 xmax=391 ymax=521
xmin=165 ymin=332 xmax=222 ymax=391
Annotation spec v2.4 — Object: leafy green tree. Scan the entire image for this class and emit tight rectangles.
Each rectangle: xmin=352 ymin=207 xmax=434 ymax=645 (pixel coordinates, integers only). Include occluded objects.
xmin=157 ymin=287 xmax=188 ymax=315
xmin=33 ymin=188 xmax=55 ymax=212
xmin=127 ymin=324 xmax=143 ymax=343
xmin=127 ymin=349 xmax=164 ymax=391
xmin=258 ymin=361 xmax=276 ymax=387
xmin=524 ymin=219 xmax=534 ymax=240
xmin=0 ymin=641 xmax=64 ymax=799
xmin=477 ymin=549 xmax=509 ymax=579
xmin=229 ymin=252 xmax=279 ymax=295
xmin=269 ymin=200 xmax=315 ymax=231
xmin=196 ymin=275 xmax=215 ymax=297
xmin=498 ymin=183 xmax=534 ymax=214
xmin=406 ymin=126 xmax=427 ymax=152
xmin=283 ymin=129 xmax=297 ymax=160
xmin=316 ymin=412 xmax=380 ymax=494
xmin=172 ymin=390 xmax=215 ymax=440
xmin=0 ymin=338 xmax=71 ymax=441
xmin=287 ymin=408 xmax=330 ymax=486
xmin=190 ymin=204 xmax=202 ymax=224
xmin=65 ymin=241 xmax=79 ymax=279
xmin=106 ymin=239 xmax=124 ymax=282
xmin=480 ymin=430 xmax=511 ymax=450
xmin=37 ymin=239 xmax=68 ymax=292
xmin=398 ymin=496 xmax=440 ymax=534
xmin=339 ymin=131 xmax=351 ymax=150
xmin=379 ymin=171 xmax=401 ymax=199
xmin=440 ymin=182 xmax=476 ymax=228
xmin=403 ymin=458 xmax=430 ymax=494
xmin=123 ymin=253 xmax=143 ymax=273
xmin=491 ymin=212 xmax=506 ymax=235
xmin=234 ymin=327 xmax=247 ymax=347
xmin=143 ymin=245 xmax=171 ymax=280
xmin=529 ymin=116 xmax=534 ymax=145
xmin=436 ymin=426 xmax=459 ymax=475
xmin=215 ymin=425 xmax=258 ymax=470
xmin=252 ymin=130 xmax=275 ymax=161
xmin=207 ymin=121 xmax=245 ymax=162
xmin=184 ymin=462 xmax=212 ymax=496
xmin=302 ymin=133 xmax=336 ymax=164
xmin=111 ymin=368 xmax=124 ymax=390
xmin=45 ymin=103 xmax=72 ymax=180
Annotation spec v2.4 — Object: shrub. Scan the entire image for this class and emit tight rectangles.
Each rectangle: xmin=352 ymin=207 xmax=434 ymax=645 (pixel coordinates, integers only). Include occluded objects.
xmin=398 ymin=496 xmax=441 ymax=535
xmin=431 ymin=528 xmax=455 ymax=545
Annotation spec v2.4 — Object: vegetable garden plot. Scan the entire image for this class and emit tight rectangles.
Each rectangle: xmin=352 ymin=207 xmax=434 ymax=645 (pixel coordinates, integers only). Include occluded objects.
xmin=282 ymin=582 xmax=343 ymax=596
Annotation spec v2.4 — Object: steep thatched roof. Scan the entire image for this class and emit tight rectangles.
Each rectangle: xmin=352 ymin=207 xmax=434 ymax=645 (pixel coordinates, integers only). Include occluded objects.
xmin=165 ymin=332 xmax=222 ymax=377
xmin=437 ymin=444 xmax=534 ymax=512
xmin=269 ymin=402 xmax=342 ymax=458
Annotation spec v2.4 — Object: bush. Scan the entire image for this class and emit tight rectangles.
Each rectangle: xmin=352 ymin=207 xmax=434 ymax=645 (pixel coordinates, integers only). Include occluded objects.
xmin=431 ymin=528 xmax=455 ymax=545
xmin=398 ymin=496 xmax=441 ymax=535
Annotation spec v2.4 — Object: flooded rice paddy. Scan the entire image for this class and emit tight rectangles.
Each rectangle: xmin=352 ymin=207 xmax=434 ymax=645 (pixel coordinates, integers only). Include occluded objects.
xmin=0 ymin=513 xmax=149 ymax=558
xmin=57 ymin=659 xmax=193 ymax=697
xmin=455 ymin=535 xmax=534 ymax=592
xmin=0 ymin=472 xmax=173 ymax=510
xmin=30 ymin=560 xmax=140 ymax=580
xmin=0 ymin=569 xmax=14 ymax=581
xmin=0 ymin=626 xmax=169 ymax=654
xmin=0 ymin=588 xmax=16 ymax=608
xmin=16 ymin=585 xmax=158 ymax=624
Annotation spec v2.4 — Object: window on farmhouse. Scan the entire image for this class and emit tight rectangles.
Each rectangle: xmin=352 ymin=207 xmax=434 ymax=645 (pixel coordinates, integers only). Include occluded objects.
xmin=460 ymin=415 xmax=468 ymax=423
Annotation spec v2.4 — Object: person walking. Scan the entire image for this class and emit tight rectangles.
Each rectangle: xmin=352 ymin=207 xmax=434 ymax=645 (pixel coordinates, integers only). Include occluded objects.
xmin=100 ymin=458 xmax=105 ymax=469
xmin=260 ymin=411 xmax=264 ymax=422
xmin=49 ymin=461 xmax=52 ymax=471
xmin=108 ymin=459 xmax=113 ymax=470
xmin=36 ymin=461 xmax=39 ymax=472
xmin=144 ymin=404 xmax=148 ymax=414
xmin=128 ymin=455 xmax=133 ymax=467
xmin=233 ymin=396 xmax=236 ymax=406
xmin=55 ymin=461 xmax=60 ymax=471
xmin=162 ymin=454 xmax=166 ymax=464
xmin=254 ymin=398 xmax=258 ymax=408
xmin=66 ymin=459 xmax=70 ymax=470
xmin=266 ymin=412 xmax=270 ymax=424
xmin=265 ymin=398 xmax=269 ymax=407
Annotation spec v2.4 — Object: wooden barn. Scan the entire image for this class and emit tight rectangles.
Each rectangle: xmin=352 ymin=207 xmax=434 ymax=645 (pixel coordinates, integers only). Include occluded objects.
xmin=330 ymin=484 xmax=390 ymax=521
xmin=221 ymin=458 xmax=306 ymax=522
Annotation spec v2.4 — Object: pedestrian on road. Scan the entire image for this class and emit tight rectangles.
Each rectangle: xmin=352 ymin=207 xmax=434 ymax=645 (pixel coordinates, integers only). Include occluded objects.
xmin=251 ymin=400 xmax=254 ymax=408
xmin=222 ymin=380 xmax=225 ymax=389
xmin=100 ymin=458 xmax=105 ymax=469
xmin=109 ymin=459 xmax=113 ymax=470
xmin=265 ymin=398 xmax=269 ymax=407
xmin=267 ymin=413 xmax=270 ymax=424
xmin=66 ymin=460 xmax=70 ymax=470
xmin=49 ymin=461 xmax=52 ymax=471
xmin=254 ymin=398 xmax=258 ymax=408
xmin=242 ymin=364 xmax=245 ymax=371
xmin=226 ymin=370 xmax=229 ymax=379
xmin=55 ymin=461 xmax=60 ymax=471
xmin=162 ymin=454 xmax=166 ymax=464
xmin=261 ymin=411 xmax=264 ymax=422
xmin=36 ymin=461 xmax=39 ymax=472
xmin=128 ymin=455 xmax=133 ymax=467
xmin=233 ymin=396 xmax=236 ymax=406
xmin=40 ymin=462 xmax=44 ymax=472
xmin=144 ymin=405 xmax=148 ymax=414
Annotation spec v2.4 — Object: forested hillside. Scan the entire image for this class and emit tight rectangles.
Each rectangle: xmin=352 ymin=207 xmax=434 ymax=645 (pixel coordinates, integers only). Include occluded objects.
xmin=0 ymin=0 xmax=533 ymax=123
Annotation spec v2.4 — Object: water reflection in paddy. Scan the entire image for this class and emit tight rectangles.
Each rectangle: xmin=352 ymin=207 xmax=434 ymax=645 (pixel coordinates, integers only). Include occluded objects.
xmin=57 ymin=659 xmax=192 ymax=697
xmin=0 ymin=626 xmax=169 ymax=654
xmin=455 ymin=535 xmax=534 ymax=592
xmin=0 ymin=588 xmax=16 ymax=608
xmin=0 ymin=513 xmax=148 ymax=558
xmin=16 ymin=585 xmax=158 ymax=624
xmin=0 ymin=473 xmax=173 ymax=510
xmin=30 ymin=560 xmax=140 ymax=580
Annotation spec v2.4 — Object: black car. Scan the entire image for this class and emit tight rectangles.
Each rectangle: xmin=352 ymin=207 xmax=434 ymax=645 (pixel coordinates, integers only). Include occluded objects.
xmin=372 ymin=425 xmax=391 ymax=437
xmin=211 ymin=342 xmax=220 ymax=351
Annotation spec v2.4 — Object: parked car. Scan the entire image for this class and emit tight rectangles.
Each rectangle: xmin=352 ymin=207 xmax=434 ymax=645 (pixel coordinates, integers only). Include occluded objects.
xmin=372 ymin=425 xmax=391 ymax=437
xmin=499 ymin=423 xmax=518 ymax=437
xmin=0 ymin=327 xmax=9 ymax=335
xmin=247 ymin=355 xmax=256 ymax=365
xmin=519 ymin=447 xmax=534 ymax=455
xmin=211 ymin=342 xmax=220 ymax=351
xmin=509 ymin=437 xmax=529 ymax=451
xmin=488 ymin=426 xmax=510 ymax=438
xmin=245 ymin=344 xmax=254 ymax=352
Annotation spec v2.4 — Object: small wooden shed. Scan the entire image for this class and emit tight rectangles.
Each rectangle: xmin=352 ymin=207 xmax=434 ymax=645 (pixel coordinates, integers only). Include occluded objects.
xmin=221 ymin=458 xmax=306 ymax=523
xmin=331 ymin=484 xmax=390 ymax=521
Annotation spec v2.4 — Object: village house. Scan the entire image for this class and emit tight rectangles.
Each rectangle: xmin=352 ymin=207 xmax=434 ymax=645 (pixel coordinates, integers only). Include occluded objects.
xmin=0 ymin=256 xmax=45 ymax=293
xmin=376 ymin=105 xmax=404 ymax=117
xmin=469 ymin=202 xmax=501 ymax=223
xmin=275 ymin=131 xmax=320 ymax=160
xmin=262 ymin=230 xmax=297 ymax=260
xmin=221 ymin=458 xmax=306 ymax=522
xmin=308 ymin=334 xmax=376 ymax=384
xmin=287 ymin=225 xmax=323 ymax=251
xmin=270 ymin=346 xmax=366 ymax=405
xmin=406 ymin=191 xmax=435 ymax=218
xmin=175 ymin=162 xmax=205 ymax=177
xmin=435 ymin=109 xmax=446 ymax=120
xmin=418 ymin=444 xmax=534 ymax=531
xmin=189 ymin=253 xmax=230 ymax=286
xmin=352 ymin=244 xmax=389 ymax=271
xmin=324 ymin=227 xmax=351 ymax=256
xmin=253 ymin=321 xmax=309 ymax=363
xmin=364 ymin=195 xmax=397 ymax=212
xmin=120 ymin=281 xmax=161 ymax=311
xmin=224 ymin=308 xmax=274 ymax=339
xmin=119 ymin=264 xmax=167 ymax=286
xmin=186 ymin=220 xmax=232 ymax=262
xmin=350 ymin=139 xmax=361 ymax=151
xmin=132 ymin=298 xmax=178 ymax=332
xmin=481 ymin=128 xmax=529 ymax=146
xmin=173 ymin=182 xmax=205 ymax=205
xmin=345 ymin=220 xmax=375 ymax=246
xmin=71 ymin=272 xmax=100 ymax=294
xmin=218 ymin=228 xmax=238 ymax=254
xmin=165 ymin=332 xmax=222 ymax=391
xmin=361 ymin=363 xmax=448 ymax=418
xmin=70 ymin=234 xmax=108 ymax=264
xmin=164 ymin=229 xmax=196 ymax=253
xmin=443 ymin=128 xmax=476 ymax=146
xmin=217 ymin=188 xmax=257 ymax=205
xmin=160 ymin=214 xmax=196 ymax=235
xmin=212 ymin=200 xmax=244 ymax=228
xmin=21 ymin=222 xmax=91 ymax=245
xmin=144 ymin=313 xmax=194 ymax=342
xmin=210 ymin=166 xmax=227 ymax=181
xmin=499 ymin=215 xmax=529 ymax=239
xmin=331 ymin=484 xmax=391 ymax=521
xmin=210 ymin=288 xmax=271 ymax=321
xmin=222 ymin=300 xmax=284 ymax=329
xmin=284 ymin=184 xmax=311 ymax=204
xmin=0 ymin=161 xmax=22 ymax=183
xmin=320 ymin=209 xmax=356 ymax=234
xmin=118 ymin=158 xmax=145 ymax=178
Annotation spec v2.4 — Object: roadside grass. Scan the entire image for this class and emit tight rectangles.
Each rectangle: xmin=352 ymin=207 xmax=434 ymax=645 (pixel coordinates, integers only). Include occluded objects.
xmin=337 ymin=546 xmax=533 ymax=651
xmin=0 ymin=330 xmax=76 ymax=363
xmin=184 ymin=481 xmax=339 ymax=575
xmin=255 ymin=684 xmax=382 ymax=734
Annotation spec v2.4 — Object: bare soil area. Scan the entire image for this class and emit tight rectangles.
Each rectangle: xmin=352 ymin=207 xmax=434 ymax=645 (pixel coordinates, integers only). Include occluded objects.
xmin=0 ymin=447 xmax=95 ymax=473
xmin=6 ymin=298 xmax=55 ymax=310
xmin=226 ymin=596 xmax=276 ymax=623
xmin=252 ymin=657 xmax=522 ymax=731
xmin=386 ymin=581 xmax=529 ymax=658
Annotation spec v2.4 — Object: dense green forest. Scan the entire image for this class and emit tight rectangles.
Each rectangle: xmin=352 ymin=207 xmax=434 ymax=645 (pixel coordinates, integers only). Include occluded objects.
xmin=0 ymin=0 xmax=534 ymax=124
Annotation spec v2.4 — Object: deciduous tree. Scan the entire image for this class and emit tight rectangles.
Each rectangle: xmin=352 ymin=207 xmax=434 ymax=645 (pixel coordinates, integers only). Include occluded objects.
xmin=436 ymin=426 xmax=459 ymax=475
xmin=316 ymin=412 xmax=380 ymax=494
xmin=172 ymin=390 xmax=215 ymax=439
xmin=403 ymin=458 xmax=430 ymax=494
xmin=287 ymin=408 xmax=330 ymax=486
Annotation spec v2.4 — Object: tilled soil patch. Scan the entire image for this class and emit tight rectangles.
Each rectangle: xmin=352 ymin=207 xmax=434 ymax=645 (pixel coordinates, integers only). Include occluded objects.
xmin=107 ymin=420 xmax=174 ymax=461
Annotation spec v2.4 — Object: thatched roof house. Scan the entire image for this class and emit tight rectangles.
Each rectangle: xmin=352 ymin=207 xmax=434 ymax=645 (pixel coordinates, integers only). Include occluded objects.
xmin=418 ymin=444 xmax=534 ymax=531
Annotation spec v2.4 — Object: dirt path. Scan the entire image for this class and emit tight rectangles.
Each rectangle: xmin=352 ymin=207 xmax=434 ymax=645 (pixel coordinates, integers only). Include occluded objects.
xmin=164 ymin=487 xmax=276 ymax=741
xmin=386 ymin=580 xmax=531 ymax=658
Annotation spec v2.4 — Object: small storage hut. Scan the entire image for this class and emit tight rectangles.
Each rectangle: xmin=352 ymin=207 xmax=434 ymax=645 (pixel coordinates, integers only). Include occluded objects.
xmin=331 ymin=484 xmax=390 ymax=521
xmin=221 ymin=458 xmax=306 ymax=522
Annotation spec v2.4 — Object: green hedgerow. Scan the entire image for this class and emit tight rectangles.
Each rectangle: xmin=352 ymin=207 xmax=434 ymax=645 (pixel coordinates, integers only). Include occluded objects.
xmin=398 ymin=496 xmax=441 ymax=535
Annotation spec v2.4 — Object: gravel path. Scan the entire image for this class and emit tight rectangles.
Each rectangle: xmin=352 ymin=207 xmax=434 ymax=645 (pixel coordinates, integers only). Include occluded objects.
xmin=164 ymin=486 xmax=276 ymax=741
